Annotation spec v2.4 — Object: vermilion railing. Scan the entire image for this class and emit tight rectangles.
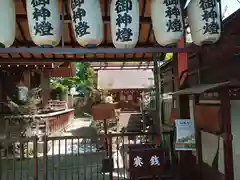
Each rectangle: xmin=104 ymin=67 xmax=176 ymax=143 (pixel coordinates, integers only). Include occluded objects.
xmin=4 ymin=109 xmax=74 ymax=139
xmin=45 ymin=109 xmax=74 ymax=135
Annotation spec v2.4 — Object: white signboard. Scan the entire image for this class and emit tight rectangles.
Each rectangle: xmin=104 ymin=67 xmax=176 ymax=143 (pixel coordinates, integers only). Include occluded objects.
xmin=175 ymin=119 xmax=196 ymax=151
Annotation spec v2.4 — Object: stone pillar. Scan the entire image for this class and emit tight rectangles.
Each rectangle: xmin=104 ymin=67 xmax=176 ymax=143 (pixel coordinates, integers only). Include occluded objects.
xmin=40 ymin=71 xmax=50 ymax=108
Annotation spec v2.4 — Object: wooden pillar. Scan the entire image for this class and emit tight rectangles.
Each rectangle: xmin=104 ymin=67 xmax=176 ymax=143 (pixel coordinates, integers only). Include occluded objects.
xmin=0 ymin=74 xmax=2 ymax=113
xmin=175 ymin=36 xmax=193 ymax=180
xmin=23 ymin=71 xmax=31 ymax=88
xmin=190 ymin=95 xmax=203 ymax=180
xmin=41 ymin=71 xmax=50 ymax=108
xmin=153 ymin=53 xmax=161 ymax=134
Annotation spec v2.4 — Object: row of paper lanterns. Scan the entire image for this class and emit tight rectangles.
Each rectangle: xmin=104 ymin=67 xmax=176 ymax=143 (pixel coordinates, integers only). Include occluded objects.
xmin=0 ymin=0 xmax=221 ymax=48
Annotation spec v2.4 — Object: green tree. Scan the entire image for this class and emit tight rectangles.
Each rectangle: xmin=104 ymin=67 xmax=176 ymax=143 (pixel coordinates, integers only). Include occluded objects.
xmin=50 ymin=62 xmax=97 ymax=95
xmin=75 ymin=62 xmax=97 ymax=92
xmin=164 ymin=53 xmax=173 ymax=61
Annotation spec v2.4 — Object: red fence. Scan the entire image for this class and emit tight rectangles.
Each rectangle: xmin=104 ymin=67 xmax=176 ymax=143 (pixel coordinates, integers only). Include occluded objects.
xmin=4 ymin=110 xmax=74 ymax=139
xmin=45 ymin=110 xmax=74 ymax=135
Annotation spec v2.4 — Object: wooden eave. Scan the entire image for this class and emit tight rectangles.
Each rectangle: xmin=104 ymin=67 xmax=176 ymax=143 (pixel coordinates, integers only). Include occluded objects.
xmin=0 ymin=0 xmax=192 ymax=70
xmin=171 ymin=80 xmax=240 ymax=95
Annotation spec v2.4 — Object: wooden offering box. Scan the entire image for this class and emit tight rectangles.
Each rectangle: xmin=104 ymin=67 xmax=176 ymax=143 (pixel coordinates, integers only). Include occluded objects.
xmin=127 ymin=144 xmax=166 ymax=179
xmin=195 ymin=105 xmax=222 ymax=134
xmin=92 ymin=103 xmax=119 ymax=120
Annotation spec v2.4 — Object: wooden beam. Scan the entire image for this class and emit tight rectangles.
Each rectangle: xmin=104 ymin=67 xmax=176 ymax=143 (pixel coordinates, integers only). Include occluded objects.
xmin=0 ymin=47 xmax=199 ymax=54
xmin=90 ymin=62 xmax=153 ymax=67
xmin=16 ymin=14 xmax=152 ymax=24
xmin=13 ymin=40 xmax=156 ymax=48
xmin=0 ymin=57 xmax=154 ymax=63
xmin=93 ymin=66 xmax=154 ymax=70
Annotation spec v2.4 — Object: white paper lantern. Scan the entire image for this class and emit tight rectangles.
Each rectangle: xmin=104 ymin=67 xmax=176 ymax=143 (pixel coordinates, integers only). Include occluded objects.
xmin=151 ymin=0 xmax=183 ymax=46
xmin=111 ymin=0 xmax=139 ymax=48
xmin=0 ymin=0 xmax=16 ymax=48
xmin=26 ymin=0 xmax=61 ymax=47
xmin=70 ymin=0 xmax=103 ymax=47
xmin=187 ymin=0 xmax=221 ymax=46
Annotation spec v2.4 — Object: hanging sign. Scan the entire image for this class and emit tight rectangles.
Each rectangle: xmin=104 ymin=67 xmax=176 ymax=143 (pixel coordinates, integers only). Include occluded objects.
xmin=175 ymin=119 xmax=196 ymax=151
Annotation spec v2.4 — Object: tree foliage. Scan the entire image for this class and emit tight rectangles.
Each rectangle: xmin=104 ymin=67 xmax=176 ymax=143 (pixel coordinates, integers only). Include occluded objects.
xmin=50 ymin=62 xmax=97 ymax=94
xmin=164 ymin=53 xmax=173 ymax=61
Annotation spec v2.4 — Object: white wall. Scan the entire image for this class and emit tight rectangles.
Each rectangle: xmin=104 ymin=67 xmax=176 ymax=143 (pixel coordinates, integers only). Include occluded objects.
xmin=200 ymin=132 xmax=225 ymax=174
xmin=97 ymin=69 xmax=154 ymax=89
xmin=230 ymin=100 xmax=240 ymax=179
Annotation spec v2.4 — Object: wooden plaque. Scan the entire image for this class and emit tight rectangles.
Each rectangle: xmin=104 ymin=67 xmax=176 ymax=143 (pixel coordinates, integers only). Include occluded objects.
xmin=195 ymin=105 xmax=222 ymax=134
